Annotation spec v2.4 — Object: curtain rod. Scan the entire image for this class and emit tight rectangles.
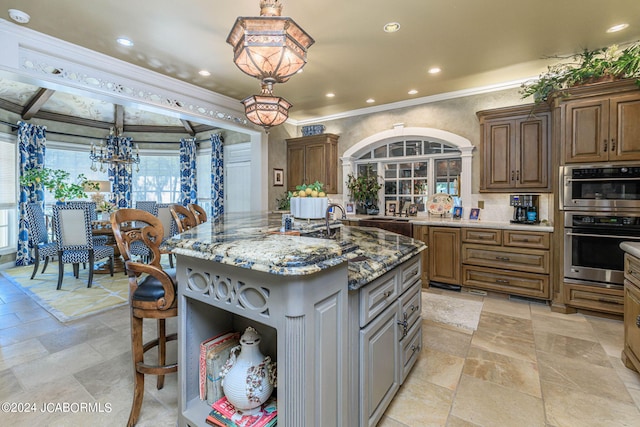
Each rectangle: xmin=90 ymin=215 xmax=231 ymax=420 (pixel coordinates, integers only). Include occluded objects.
xmin=0 ymin=119 xmax=215 ymax=144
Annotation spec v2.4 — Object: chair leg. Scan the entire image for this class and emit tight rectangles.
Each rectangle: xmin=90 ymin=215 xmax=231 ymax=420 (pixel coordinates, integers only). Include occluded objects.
xmin=157 ymin=319 xmax=166 ymax=389
xmin=87 ymin=251 xmax=95 ymax=288
xmin=56 ymin=251 xmax=64 ymax=290
xmin=109 ymin=256 xmax=114 ymax=277
xmin=73 ymin=263 xmax=80 ymax=278
xmin=128 ymin=314 xmax=145 ymax=427
xmin=41 ymin=257 xmax=50 ymax=274
xmin=31 ymin=255 xmax=40 ymax=280
xmin=169 ymin=253 xmax=174 ymax=268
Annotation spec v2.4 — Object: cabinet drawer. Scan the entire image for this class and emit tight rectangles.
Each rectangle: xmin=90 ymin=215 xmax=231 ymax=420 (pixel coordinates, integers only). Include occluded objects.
xmin=462 ymin=228 xmax=502 ymax=245
xmin=462 ymin=265 xmax=550 ymax=299
xmin=625 ymin=254 xmax=640 ymax=288
xmin=624 ymin=281 xmax=640 ymax=372
xmin=563 ymin=282 xmax=624 ymax=315
xmin=399 ymin=321 xmax=421 ymax=384
xmin=503 ymin=230 xmax=550 ymax=249
xmin=399 ymin=256 xmax=421 ymax=294
xmin=359 ymin=272 xmax=398 ymax=328
xmin=462 ymin=243 xmax=549 ymax=274
xmin=399 ymin=282 xmax=421 ymax=334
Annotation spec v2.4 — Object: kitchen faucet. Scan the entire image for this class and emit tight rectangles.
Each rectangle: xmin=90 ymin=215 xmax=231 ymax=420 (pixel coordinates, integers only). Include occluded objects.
xmin=325 ymin=203 xmax=347 ymax=236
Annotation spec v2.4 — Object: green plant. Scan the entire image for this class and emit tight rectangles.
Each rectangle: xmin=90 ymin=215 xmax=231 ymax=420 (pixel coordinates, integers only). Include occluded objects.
xmin=20 ymin=167 xmax=98 ymax=202
xmin=520 ymin=42 xmax=640 ymax=103
xmin=275 ymin=191 xmax=291 ymax=210
xmin=346 ymin=165 xmax=382 ymax=208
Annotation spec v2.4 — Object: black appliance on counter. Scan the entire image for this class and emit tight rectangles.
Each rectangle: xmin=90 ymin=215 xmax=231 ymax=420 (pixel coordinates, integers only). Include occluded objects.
xmin=510 ymin=194 xmax=539 ymax=224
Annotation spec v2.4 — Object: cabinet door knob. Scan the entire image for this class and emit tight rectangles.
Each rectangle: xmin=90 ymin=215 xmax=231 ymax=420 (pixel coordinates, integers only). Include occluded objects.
xmin=383 ymin=290 xmax=392 ymax=298
xmin=603 ymin=139 xmax=608 ymax=152
xmin=516 ymin=170 xmax=520 ymax=181
xmin=636 ymin=315 xmax=640 ymax=328
xmin=511 ymin=170 xmax=515 ymax=181
xmin=611 ymin=138 xmax=616 ymax=152
xmin=410 ymin=344 xmax=421 ymax=354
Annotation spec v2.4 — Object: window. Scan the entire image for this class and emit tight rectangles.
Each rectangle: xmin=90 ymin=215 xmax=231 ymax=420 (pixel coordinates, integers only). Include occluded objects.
xmin=354 ymin=138 xmax=461 ymax=213
xmin=131 ymin=153 xmax=181 ymax=203
xmin=0 ymin=135 xmax=17 ymax=254
xmin=196 ymin=151 xmax=212 ymax=214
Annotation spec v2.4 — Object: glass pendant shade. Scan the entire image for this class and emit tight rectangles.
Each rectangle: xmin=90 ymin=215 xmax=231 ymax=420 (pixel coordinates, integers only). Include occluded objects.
xmin=241 ymin=85 xmax=291 ymax=132
xmin=227 ymin=1 xmax=314 ymax=84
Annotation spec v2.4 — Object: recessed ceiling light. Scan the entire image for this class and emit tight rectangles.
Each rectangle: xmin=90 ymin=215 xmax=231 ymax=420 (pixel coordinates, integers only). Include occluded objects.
xmin=8 ymin=9 xmax=30 ymax=24
xmin=366 ymin=98 xmax=375 ymax=104
xmin=326 ymin=93 xmax=335 ymax=98
xmin=606 ymin=23 xmax=629 ymax=33
xmin=116 ymin=37 xmax=134 ymax=47
xmin=428 ymin=67 xmax=441 ymax=74
xmin=408 ymin=89 xmax=418 ymax=95
xmin=383 ymin=22 xmax=401 ymax=33
xmin=199 ymin=70 xmax=211 ymax=77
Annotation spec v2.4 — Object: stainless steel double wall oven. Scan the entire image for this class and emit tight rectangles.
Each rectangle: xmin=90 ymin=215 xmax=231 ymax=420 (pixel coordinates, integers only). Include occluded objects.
xmin=562 ymin=163 xmax=640 ymax=289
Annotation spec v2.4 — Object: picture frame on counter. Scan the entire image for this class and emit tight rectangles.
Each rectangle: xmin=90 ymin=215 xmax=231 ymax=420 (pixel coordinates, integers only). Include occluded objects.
xmin=469 ymin=208 xmax=480 ymax=220
xmin=273 ymin=168 xmax=284 ymax=186
xmin=345 ymin=202 xmax=355 ymax=215
xmin=452 ymin=206 xmax=463 ymax=219
xmin=408 ymin=204 xmax=418 ymax=216
xmin=385 ymin=201 xmax=397 ymax=216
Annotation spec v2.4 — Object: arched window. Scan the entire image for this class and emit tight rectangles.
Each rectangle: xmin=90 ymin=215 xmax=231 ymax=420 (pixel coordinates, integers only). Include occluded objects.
xmin=341 ymin=126 xmax=474 ymax=213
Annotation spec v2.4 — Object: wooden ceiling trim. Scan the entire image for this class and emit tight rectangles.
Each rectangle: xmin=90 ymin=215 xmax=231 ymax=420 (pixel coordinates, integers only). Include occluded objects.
xmin=21 ymin=88 xmax=55 ymax=120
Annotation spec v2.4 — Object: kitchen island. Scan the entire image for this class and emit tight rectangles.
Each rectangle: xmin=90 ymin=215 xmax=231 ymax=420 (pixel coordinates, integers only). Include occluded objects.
xmin=163 ymin=212 xmax=426 ymax=427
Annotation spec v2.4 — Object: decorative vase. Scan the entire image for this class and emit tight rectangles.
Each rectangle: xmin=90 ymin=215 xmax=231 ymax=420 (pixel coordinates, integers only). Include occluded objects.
xmin=221 ymin=327 xmax=277 ymax=415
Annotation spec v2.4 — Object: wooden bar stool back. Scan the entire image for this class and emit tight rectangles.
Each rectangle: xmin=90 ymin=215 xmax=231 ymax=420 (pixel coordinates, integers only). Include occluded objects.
xmin=188 ymin=203 xmax=208 ymax=224
xmin=111 ymin=208 xmax=178 ymax=427
xmin=170 ymin=204 xmax=198 ymax=233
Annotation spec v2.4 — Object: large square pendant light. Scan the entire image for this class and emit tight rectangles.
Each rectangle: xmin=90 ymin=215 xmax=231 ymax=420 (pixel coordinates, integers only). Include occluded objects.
xmin=227 ymin=0 xmax=315 ymax=84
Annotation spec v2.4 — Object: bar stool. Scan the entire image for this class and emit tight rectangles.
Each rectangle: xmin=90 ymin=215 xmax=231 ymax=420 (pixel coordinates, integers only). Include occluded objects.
xmin=111 ymin=208 xmax=178 ymax=426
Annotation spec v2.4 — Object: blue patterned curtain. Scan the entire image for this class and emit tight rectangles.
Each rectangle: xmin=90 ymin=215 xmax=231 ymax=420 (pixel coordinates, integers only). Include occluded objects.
xmin=16 ymin=122 xmax=47 ymax=266
xmin=107 ymin=135 xmax=134 ymax=208
xmin=179 ymin=138 xmax=197 ymax=206
xmin=211 ymin=133 xmax=224 ymax=220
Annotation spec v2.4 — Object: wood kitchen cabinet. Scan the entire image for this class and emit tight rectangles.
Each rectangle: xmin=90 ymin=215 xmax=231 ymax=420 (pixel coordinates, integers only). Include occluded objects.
xmin=413 ymin=224 xmax=429 ymax=288
xmin=286 ymin=133 xmax=339 ymax=193
xmin=429 ymin=226 xmax=460 ymax=286
xmin=561 ymin=80 xmax=640 ymax=163
xmin=477 ymin=104 xmax=551 ymax=192
xmin=623 ymin=253 xmax=640 ymax=373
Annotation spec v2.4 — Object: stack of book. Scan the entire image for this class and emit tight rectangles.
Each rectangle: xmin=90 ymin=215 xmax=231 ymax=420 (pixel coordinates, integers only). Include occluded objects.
xmin=199 ymin=331 xmax=241 ymax=404
xmin=206 ymin=396 xmax=277 ymax=427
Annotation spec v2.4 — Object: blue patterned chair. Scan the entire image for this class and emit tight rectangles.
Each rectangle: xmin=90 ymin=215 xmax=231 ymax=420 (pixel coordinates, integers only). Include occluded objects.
xmin=135 ymin=201 xmax=158 ymax=216
xmin=65 ymin=201 xmax=109 ymax=246
xmin=24 ymin=202 xmax=58 ymax=279
xmin=129 ymin=201 xmax=159 ymax=263
xmin=170 ymin=204 xmax=198 ymax=233
xmin=52 ymin=203 xmax=114 ymax=290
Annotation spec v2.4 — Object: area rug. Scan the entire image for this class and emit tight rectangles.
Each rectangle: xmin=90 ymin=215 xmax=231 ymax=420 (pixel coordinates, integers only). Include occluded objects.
xmin=1 ymin=264 xmax=130 ymax=323
xmin=421 ymin=291 xmax=484 ymax=331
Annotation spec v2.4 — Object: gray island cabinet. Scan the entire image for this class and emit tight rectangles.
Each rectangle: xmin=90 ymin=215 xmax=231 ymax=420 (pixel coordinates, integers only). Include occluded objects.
xmin=163 ymin=213 xmax=425 ymax=427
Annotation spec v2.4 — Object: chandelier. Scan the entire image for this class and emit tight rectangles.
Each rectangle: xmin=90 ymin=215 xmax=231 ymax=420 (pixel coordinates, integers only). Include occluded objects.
xmin=90 ymin=127 xmax=140 ymax=172
xmin=241 ymin=82 xmax=291 ymax=132
xmin=228 ymin=0 xmax=313 ymax=131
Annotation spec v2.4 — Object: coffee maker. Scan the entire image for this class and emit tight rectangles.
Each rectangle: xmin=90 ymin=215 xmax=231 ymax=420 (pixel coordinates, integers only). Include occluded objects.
xmin=510 ymin=194 xmax=539 ymax=224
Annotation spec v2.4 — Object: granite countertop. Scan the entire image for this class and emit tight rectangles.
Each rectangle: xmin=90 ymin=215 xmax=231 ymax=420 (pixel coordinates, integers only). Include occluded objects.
xmin=345 ymin=215 xmax=554 ymax=232
xmin=163 ymin=212 xmax=426 ymax=290
xmin=621 ymin=242 xmax=640 ymax=258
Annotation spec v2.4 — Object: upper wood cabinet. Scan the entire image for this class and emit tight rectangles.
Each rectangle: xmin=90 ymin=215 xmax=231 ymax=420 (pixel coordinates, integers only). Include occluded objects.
xmin=477 ymin=104 xmax=551 ymax=192
xmin=563 ymin=90 xmax=640 ymax=163
xmin=286 ymin=133 xmax=339 ymax=193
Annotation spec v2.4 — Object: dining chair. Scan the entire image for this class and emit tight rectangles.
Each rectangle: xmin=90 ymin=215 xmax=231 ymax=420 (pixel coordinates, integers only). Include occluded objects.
xmin=65 ymin=201 xmax=109 ymax=246
xmin=52 ymin=203 xmax=114 ymax=290
xmin=135 ymin=200 xmax=158 ymax=216
xmin=129 ymin=201 xmax=159 ymax=263
xmin=24 ymin=202 xmax=58 ymax=279
xmin=156 ymin=203 xmax=179 ymax=268
xmin=188 ymin=203 xmax=207 ymax=224
xmin=110 ymin=208 xmax=178 ymax=427
xmin=170 ymin=204 xmax=198 ymax=233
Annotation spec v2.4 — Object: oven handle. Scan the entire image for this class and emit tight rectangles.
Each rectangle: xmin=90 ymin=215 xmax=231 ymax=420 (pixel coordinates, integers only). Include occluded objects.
xmin=566 ymin=232 xmax=640 ymax=240
xmin=565 ymin=177 xmax=640 ymax=182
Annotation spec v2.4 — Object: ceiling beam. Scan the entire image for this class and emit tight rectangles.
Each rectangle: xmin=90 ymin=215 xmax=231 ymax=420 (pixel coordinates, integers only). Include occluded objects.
xmin=115 ymin=104 xmax=124 ymax=132
xmin=22 ymin=88 xmax=55 ymax=120
xmin=181 ymin=119 xmax=196 ymax=136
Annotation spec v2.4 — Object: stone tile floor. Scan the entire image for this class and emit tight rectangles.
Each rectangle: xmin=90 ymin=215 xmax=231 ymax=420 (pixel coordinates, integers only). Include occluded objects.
xmin=1 ymin=274 xmax=639 ymax=426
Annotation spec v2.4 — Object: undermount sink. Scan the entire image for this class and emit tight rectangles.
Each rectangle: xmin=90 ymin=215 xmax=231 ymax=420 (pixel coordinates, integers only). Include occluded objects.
xmin=358 ymin=217 xmax=413 ymax=237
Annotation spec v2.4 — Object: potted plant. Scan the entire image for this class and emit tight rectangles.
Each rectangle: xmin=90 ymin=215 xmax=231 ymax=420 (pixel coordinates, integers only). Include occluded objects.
xmin=346 ymin=165 xmax=382 ymax=215
xmin=20 ymin=167 xmax=98 ymax=203
xmin=520 ymin=41 xmax=640 ymax=103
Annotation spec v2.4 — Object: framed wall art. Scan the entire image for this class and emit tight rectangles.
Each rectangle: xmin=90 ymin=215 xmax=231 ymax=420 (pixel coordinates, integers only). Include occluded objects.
xmin=273 ymin=168 xmax=284 ymax=186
